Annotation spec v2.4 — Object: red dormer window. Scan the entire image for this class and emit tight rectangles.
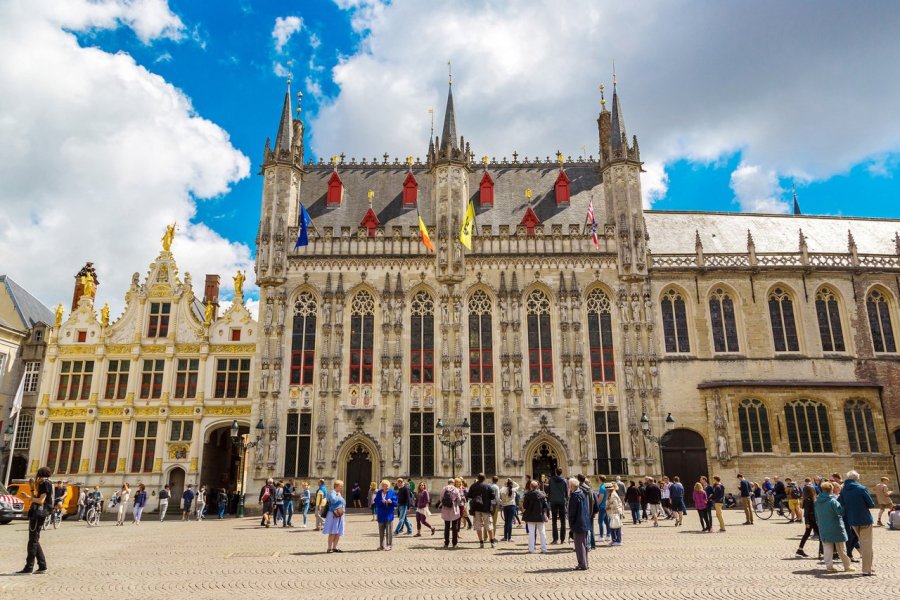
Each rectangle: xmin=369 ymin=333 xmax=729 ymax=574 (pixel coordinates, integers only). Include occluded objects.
xmin=402 ymin=171 xmax=418 ymax=207
xmin=554 ymin=170 xmax=570 ymax=206
xmin=327 ymin=171 xmax=344 ymax=206
xmin=520 ymin=207 xmax=541 ymax=236
xmin=479 ymin=171 xmax=494 ymax=207
xmin=360 ymin=207 xmax=380 ymax=237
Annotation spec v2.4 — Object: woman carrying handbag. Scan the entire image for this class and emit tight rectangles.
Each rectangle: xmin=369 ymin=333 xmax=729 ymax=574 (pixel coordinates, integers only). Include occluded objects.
xmin=605 ymin=482 xmax=624 ymax=546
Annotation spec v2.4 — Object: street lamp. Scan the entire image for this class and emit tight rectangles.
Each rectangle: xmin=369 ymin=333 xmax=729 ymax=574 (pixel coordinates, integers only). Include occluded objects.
xmin=640 ymin=413 xmax=675 ymax=477
xmin=230 ymin=418 xmax=264 ymax=517
xmin=2 ymin=424 xmax=12 ymax=448
xmin=436 ymin=417 xmax=470 ymax=480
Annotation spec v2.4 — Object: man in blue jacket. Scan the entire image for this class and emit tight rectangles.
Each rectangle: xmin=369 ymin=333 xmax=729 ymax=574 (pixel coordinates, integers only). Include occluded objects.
xmin=548 ymin=468 xmax=569 ymax=544
xmin=839 ymin=470 xmax=875 ymax=576
xmin=567 ymin=478 xmax=590 ymax=570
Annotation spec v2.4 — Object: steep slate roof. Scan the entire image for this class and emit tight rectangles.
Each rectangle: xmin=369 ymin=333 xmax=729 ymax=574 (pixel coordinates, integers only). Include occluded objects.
xmin=301 ymin=162 xmax=600 ymax=232
xmin=0 ymin=274 xmax=54 ymax=330
xmin=645 ymin=211 xmax=900 ymax=255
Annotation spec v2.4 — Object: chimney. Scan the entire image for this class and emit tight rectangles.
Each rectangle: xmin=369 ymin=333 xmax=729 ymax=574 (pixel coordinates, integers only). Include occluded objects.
xmin=71 ymin=262 xmax=99 ymax=310
xmin=204 ymin=274 xmax=221 ymax=320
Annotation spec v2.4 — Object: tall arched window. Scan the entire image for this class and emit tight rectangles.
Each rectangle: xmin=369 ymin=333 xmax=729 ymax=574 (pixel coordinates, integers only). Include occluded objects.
xmin=867 ymin=288 xmax=897 ymax=353
xmin=526 ymin=290 xmax=553 ymax=383
xmin=290 ymin=291 xmax=318 ymax=386
xmin=737 ymin=399 xmax=772 ymax=453
xmin=709 ymin=288 xmax=739 ymax=353
xmin=844 ymin=399 xmax=879 ymax=453
xmin=815 ymin=288 xmax=845 ymax=352
xmin=410 ymin=291 xmax=435 ymax=383
xmin=349 ymin=291 xmax=375 ymax=384
xmin=468 ymin=291 xmax=493 ymax=383
xmin=660 ymin=288 xmax=690 ymax=353
xmin=586 ymin=289 xmax=615 ymax=382
xmin=14 ymin=413 xmax=34 ymax=450
xmin=768 ymin=287 xmax=800 ymax=352
xmin=784 ymin=399 xmax=832 ymax=453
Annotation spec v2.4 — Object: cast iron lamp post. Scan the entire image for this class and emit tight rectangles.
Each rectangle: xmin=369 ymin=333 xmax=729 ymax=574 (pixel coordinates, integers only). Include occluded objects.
xmin=640 ymin=412 xmax=675 ymax=477
xmin=230 ymin=418 xmax=264 ymax=517
xmin=436 ymin=417 xmax=470 ymax=480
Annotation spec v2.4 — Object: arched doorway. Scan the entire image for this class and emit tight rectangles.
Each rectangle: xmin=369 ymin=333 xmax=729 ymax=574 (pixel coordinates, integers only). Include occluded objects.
xmin=200 ymin=423 xmax=245 ymax=494
xmin=167 ymin=467 xmax=186 ymax=508
xmin=661 ymin=429 xmax=708 ymax=505
xmin=530 ymin=443 xmax=559 ymax=483
xmin=345 ymin=444 xmax=373 ymax=495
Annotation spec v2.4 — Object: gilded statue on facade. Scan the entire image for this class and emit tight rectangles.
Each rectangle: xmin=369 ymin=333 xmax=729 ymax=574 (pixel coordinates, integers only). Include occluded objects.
xmin=81 ymin=273 xmax=96 ymax=298
xmin=100 ymin=303 xmax=110 ymax=327
xmin=162 ymin=223 xmax=176 ymax=252
xmin=204 ymin=301 xmax=213 ymax=325
xmin=233 ymin=270 xmax=246 ymax=297
xmin=54 ymin=304 xmax=64 ymax=327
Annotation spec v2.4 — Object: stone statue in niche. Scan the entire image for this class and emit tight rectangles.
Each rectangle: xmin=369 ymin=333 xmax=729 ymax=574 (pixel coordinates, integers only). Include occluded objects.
xmin=572 ymin=299 xmax=581 ymax=324
xmin=499 ymin=297 xmax=508 ymax=322
xmin=511 ymin=296 xmax=520 ymax=322
xmin=441 ymin=302 xmax=449 ymax=324
xmin=320 ymin=365 xmax=329 ymax=391
xmin=260 ymin=369 xmax=269 ymax=393
xmin=268 ymin=437 xmax=277 ymax=466
xmin=258 ymin=245 xmax=267 ymax=267
xmin=629 ymin=425 xmax=641 ymax=458
xmin=714 ymin=393 xmax=730 ymax=461
xmin=272 ymin=367 xmax=281 ymax=392
xmin=621 ymin=237 xmax=631 ymax=265
xmin=393 ymin=432 xmax=402 ymax=463
xmin=332 ymin=365 xmax=340 ymax=391
xmin=442 ymin=367 xmax=450 ymax=392
xmin=454 ymin=241 xmax=462 ymax=264
xmin=453 ymin=365 xmax=462 ymax=392
xmin=265 ymin=299 xmax=274 ymax=328
xmin=563 ymin=363 xmax=573 ymax=390
xmin=649 ymin=364 xmax=659 ymax=390
xmin=624 ymin=365 xmax=634 ymax=390
xmin=631 ymin=295 xmax=641 ymax=322
xmin=322 ymin=300 xmax=331 ymax=325
xmin=334 ymin=300 xmax=344 ymax=324
xmin=574 ymin=364 xmax=585 ymax=392
xmin=501 ymin=364 xmax=510 ymax=391
xmin=637 ymin=365 xmax=648 ymax=391
xmin=503 ymin=428 xmax=513 ymax=461
xmin=513 ymin=362 xmax=522 ymax=391
xmin=254 ymin=439 xmax=265 ymax=466
xmin=317 ymin=435 xmax=326 ymax=462
xmin=578 ymin=430 xmax=587 ymax=457
xmin=453 ymin=297 xmax=461 ymax=325
xmin=380 ymin=365 xmax=390 ymax=392
xmin=393 ymin=298 xmax=403 ymax=326
xmin=393 ymin=366 xmax=402 ymax=392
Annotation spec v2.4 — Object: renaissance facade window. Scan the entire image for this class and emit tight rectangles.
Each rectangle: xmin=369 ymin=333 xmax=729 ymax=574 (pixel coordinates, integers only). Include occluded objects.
xmin=14 ymin=413 xmax=33 ymax=450
xmin=131 ymin=421 xmax=158 ymax=473
xmin=709 ymin=288 xmax=739 ymax=353
xmin=815 ymin=288 xmax=845 ymax=352
xmin=586 ymin=289 xmax=615 ymax=382
xmin=469 ymin=411 xmax=496 ymax=475
xmin=169 ymin=420 xmax=193 ymax=442
xmin=214 ymin=358 xmax=251 ymax=398
xmin=284 ymin=413 xmax=312 ymax=478
xmin=410 ymin=291 xmax=435 ymax=384
xmin=46 ymin=422 xmax=85 ymax=475
xmin=468 ymin=291 xmax=493 ymax=383
xmin=409 ymin=411 xmax=435 ymax=477
xmin=57 ymin=360 xmax=94 ymax=401
xmin=95 ymin=421 xmax=122 ymax=473
xmin=104 ymin=359 xmax=130 ymax=400
xmin=147 ymin=302 xmax=170 ymax=338
xmin=768 ymin=287 xmax=800 ymax=352
xmin=593 ymin=410 xmax=622 ymax=474
xmin=737 ymin=399 xmax=772 ymax=453
xmin=660 ymin=289 xmax=690 ymax=353
xmin=844 ymin=399 xmax=879 ymax=453
xmin=139 ymin=359 xmax=164 ymax=399
xmin=867 ymin=289 xmax=897 ymax=353
xmin=174 ymin=358 xmax=199 ymax=398
xmin=526 ymin=290 xmax=553 ymax=383
xmin=784 ymin=399 xmax=832 ymax=453
xmin=290 ymin=292 xmax=318 ymax=385
xmin=23 ymin=361 xmax=41 ymax=393
xmin=349 ymin=291 xmax=375 ymax=384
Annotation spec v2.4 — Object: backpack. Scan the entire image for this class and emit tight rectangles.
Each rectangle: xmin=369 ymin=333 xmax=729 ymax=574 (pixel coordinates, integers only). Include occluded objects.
xmin=441 ymin=488 xmax=454 ymax=508
xmin=790 ymin=485 xmax=801 ymax=499
xmin=261 ymin=486 xmax=271 ymax=502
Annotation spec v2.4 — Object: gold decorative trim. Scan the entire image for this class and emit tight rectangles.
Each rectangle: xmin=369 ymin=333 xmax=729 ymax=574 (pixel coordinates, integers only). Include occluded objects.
xmin=79 ymin=458 xmax=89 ymax=473
xmin=170 ymin=406 xmax=194 ymax=416
xmin=176 ymin=343 xmax=201 ymax=353
xmin=133 ymin=406 xmax=160 ymax=417
xmin=116 ymin=458 xmax=126 ymax=473
xmin=202 ymin=405 xmax=251 ymax=416
xmin=58 ymin=345 xmax=98 ymax=355
xmin=168 ymin=443 xmax=190 ymax=460
xmin=106 ymin=344 xmax=133 ymax=355
xmin=142 ymin=344 xmax=167 ymax=354
xmin=153 ymin=458 xmax=163 ymax=472
xmin=209 ymin=343 xmax=256 ymax=354
xmin=48 ymin=407 xmax=89 ymax=418
xmin=98 ymin=407 xmax=126 ymax=417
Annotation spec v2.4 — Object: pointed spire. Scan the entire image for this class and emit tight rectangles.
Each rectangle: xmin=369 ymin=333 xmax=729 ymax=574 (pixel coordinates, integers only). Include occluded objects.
xmin=792 ymin=184 xmax=801 ymax=215
xmin=394 ymin=272 xmax=403 ymax=295
xmin=746 ymin=229 xmax=755 ymax=252
xmin=274 ymin=81 xmax=293 ymax=154
xmin=847 ymin=229 xmax=857 ymax=252
xmin=694 ymin=230 xmax=703 ymax=251
xmin=895 ymin=232 xmax=900 ymax=255
xmin=610 ymin=67 xmax=627 ymax=155
xmin=383 ymin=274 xmax=392 ymax=296
xmin=798 ymin=228 xmax=808 ymax=252
xmin=324 ymin=273 xmax=333 ymax=296
xmin=558 ymin=272 xmax=567 ymax=295
xmin=336 ymin=273 xmax=344 ymax=297
xmin=499 ymin=271 xmax=507 ymax=296
xmin=569 ymin=272 xmax=579 ymax=296
xmin=440 ymin=83 xmax=459 ymax=153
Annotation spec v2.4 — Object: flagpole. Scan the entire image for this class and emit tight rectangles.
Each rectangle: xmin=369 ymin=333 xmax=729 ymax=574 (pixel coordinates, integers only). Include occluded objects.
xmin=4 ymin=409 xmax=20 ymax=486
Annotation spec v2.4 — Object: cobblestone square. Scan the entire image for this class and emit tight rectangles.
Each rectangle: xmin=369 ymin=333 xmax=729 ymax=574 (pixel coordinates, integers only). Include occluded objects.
xmin=0 ymin=509 xmax=897 ymax=599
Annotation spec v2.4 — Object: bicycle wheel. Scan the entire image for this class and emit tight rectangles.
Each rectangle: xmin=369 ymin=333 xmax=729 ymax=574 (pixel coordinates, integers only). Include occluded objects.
xmin=89 ymin=508 xmax=100 ymax=527
xmin=753 ymin=502 xmax=773 ymax=520
xmin=53 ymin=511 xmax=62 ymax=529
xmin=43 ymin=515 xmax=51 ymax=530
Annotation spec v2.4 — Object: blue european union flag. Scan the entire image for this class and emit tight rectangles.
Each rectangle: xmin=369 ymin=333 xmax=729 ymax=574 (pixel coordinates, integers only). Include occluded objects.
xmin=294 ymin=203 xmax=312 ymax=249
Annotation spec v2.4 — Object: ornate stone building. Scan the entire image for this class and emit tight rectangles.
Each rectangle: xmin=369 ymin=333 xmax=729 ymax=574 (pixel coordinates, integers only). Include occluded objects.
xmin=25 ymin=239 xmax=259 ymax=501
xmin=254 ymin=79 xmax=899 ymax=492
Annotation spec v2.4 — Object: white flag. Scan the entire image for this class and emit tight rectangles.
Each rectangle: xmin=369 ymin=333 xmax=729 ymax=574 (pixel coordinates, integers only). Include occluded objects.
xmin=9 ymin=373 xmax=24 ymax=419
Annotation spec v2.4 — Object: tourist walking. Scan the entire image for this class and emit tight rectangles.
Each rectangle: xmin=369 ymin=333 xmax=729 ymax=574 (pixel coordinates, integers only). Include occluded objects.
xmin=314 ymin=479 xmax=327 ymax=531
xmin=196 ymin=485 xmax=207 ymax=521
xmin=638 ymin=481 xmax=648 ymax=520
xmin=182 ymin=484 xmax=194 ymax=522
xmin=606 ymin=482 xmax=624 ymax=546
xmin=548 ymin=468 xmax=568 ymax=544
xmin=323 ymin=480 xmax=346 ymax=553
xmin=490 ymin=476 xmax=502 ymax=536
xmin=668 ymin=476 xmax=685 ymax=526
xmin=440 ymin=478 xmax=463 ymax=549
xmin=814 ymin=481 xmax=854 ymax=572
xmin=644 ymin=477 xmax=662 ymax=527
xmin=374 ymin=479 xmax=398 ymax=550
xmin=283 ymin=480 xmax=295 ymax=527
xmin=394 ymin=478 xmax=413 ymax=535
xmin=568 ymin=478 xmax=590 ymax=570
xmin=785 ymin=478 xmax=802 ymax=522
xmin=272 ymin=481 xmax=285 ymax=526
xmin=710 ymin=476 xmax=726 ymax=532
xmin=414 ymin=481 xmax=436 ymax=536
xmin=299 ymin=481 xmax=311 ymax=527
xmin=738 ymin=474 xmax=753 ymax=524
xmin=76 ymin=488 xmax=86 ymax=521
xmin=625 ymin=481 xmax=641 ymax=524
xmin=522 ymin=480 xmax=549 ymax=554
xmin=132 ymin=484 xmax=147 ymax=524
xmin=576 ymin=474 xmax=596 ymax=548
xmin=367 ymin=482 xmax=377 ymax=521
xmin=217 ymin=488 xmax=228 ymax=519
xmin=874 ymin=477 xmax=893 ymax=526
xmin=457 ymin=478 xmax=472 ymax=530
xmin=258 ymin=479 xmax=275 ymax=527
xmin=115 ymin=483 xmax=131 ymax=526
xmin=693 ymin=482 xmax=711 ymax=532
xmin=499 ymin=478 xmax=519 ymax=542
xmin=351 ymin=482 xmax=362 ymax=508
xmin=18 ymin=466 xmax=53 ymax=575
xmin=158 ymin=484 xmax=171 ymax=521
xmin=796 ymin=484 xmax=822 ymax=558
xmin=596 ymin=476 xmax=610 ymax=541
xmin=839 ymin=470 xmax=875 ymax=576
xmin=468 ymin=473 xmax=496 ymax=548
xmin=660 ymin=476 xmax=672 ymax=519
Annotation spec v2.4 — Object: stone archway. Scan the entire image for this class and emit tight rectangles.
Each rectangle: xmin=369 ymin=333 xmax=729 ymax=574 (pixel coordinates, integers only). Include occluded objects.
xmin=200 ymin=422 xmax=245 ymax=494
xmin=660 ymin=428 xmax=708 ymax=505
xmin=524 ymin=435 xmax=568 ymax=482
xmin=336 ymin=434 xmax=382 ymax=493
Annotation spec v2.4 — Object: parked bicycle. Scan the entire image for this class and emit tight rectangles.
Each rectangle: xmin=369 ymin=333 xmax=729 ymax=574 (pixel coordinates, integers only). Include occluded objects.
xmin=84 ymin=499 xmax=102 ymax=527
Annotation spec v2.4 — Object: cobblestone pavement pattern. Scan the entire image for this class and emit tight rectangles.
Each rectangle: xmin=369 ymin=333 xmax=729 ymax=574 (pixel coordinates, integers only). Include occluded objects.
xmin=1 ymin=509 xmax=897 ymax=599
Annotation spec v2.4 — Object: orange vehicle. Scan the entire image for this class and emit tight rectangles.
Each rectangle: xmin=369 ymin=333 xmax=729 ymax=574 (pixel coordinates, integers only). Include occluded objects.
xmin=7 ymin=479 xmax=81 ymax=518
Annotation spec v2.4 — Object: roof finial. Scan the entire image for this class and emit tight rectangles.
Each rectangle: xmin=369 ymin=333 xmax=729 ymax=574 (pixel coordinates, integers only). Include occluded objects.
xmin=428 ymin=108 xmax=434 ymax=139
xmin=367 ymin=189 xmax=374 ymax=209
xmin=600 ymin=83 xmax=606 ymax=107
xmin=792 ymin=183 xmax=801 ymax=215
xmin=612 ymin=60 xmax=617 ymax=89
xmin=286 ymin=59 xmax=294 ymax=87
xmin=556 ymin=150 xmax=564 ymax=168
xmin=296 ymin=91 xmax=302 ymax=115
xmin=448 ymin=60 xmax=452 ymax=87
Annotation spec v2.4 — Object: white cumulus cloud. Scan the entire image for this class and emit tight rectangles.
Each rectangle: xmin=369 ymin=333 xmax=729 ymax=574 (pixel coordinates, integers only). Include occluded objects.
xmin=0 ymin=0 xmax=253 ymax=319
xmin=272 ymin=15 xmax=303 ymax=53
xmin=729 ymin=164 xmax=788 ymax=214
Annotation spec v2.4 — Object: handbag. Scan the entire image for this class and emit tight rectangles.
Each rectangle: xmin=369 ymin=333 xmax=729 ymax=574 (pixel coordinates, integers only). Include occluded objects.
xmin=320 ymin=499 xmax=330 ymax=519
xmin=609 ymin=513 xmax=622 ymax=529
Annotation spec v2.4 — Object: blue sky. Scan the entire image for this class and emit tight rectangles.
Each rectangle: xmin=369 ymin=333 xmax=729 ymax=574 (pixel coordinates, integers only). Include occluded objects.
xmin=2 ymin=1 xmax=900 ymax=316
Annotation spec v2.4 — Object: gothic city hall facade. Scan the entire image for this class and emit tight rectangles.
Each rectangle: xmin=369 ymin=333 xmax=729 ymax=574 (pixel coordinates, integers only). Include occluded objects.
xmin=24 ymin=82 xmax=900 ymax=498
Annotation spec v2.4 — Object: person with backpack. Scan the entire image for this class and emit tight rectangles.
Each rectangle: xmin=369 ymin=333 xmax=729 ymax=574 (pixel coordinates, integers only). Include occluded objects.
xmin=522 ymin=479 xmax=550 ymax=554
xmin=393 ymin=478 xmax=413 ymax=536
xmin=272 ymin=481 xmax=285 ymax=526
xmin=467 ymin=473 xmax=496 ymax=548
xmin=158 ymin=485 xmax=171 ymax=522
xmin=669 ymin=476 xmax=686 ymax=527
xmin=576 ymin=474 xmax=596 ymax=548
xmin=548 ymin=468 xmax=568 ymax=544
xmin=217 ymin=488 xmax=228 ymax=519
xmin=181 ymin=484 xmax=194 ymax=522
xmin=644 ymin=477 xmax=662 ymax=527
xmin=314 ymin=479 xmax=327 ymax=531
xmin=440 ymin=478 xmax=463 ymax=548
xmin=738 ymin=473 xmax=753 ymax=525
xmin=258 ymin=479 xmax=275 ymax=528
xmin=815 ymin=481 xmax=854 ymax=572
xmin=115 ymin=483 xmax=131 ymax=526
xmin=625 ymin=481 xmax=641 ymax=525
xmin=839 ymin=470 xmax=876 ymax=576
xmin=18 ymin=466 xmax=53 ymax=575
xmin=784 ymin=477 xmax=802 ymax=522
xmin=568 ymin=478 xmax=591 ymax=570
xmin=596 ymin=476 xmax=610 ymax=542
xmin=283 ymin=480 xmax=295 ymax=527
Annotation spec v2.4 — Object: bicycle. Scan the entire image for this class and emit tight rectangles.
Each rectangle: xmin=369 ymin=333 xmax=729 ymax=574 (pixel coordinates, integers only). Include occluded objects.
xmin=754 ymin=492 xmax=789 ymax=521
xmin=42 ymin=506 xmax=63 ymax=530
xmin=85 ymin=500 xmax=102 ymax=527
